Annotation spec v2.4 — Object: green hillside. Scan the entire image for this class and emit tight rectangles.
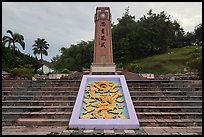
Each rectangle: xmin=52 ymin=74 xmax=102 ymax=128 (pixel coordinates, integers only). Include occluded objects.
xmin=132 ymin=46 xmax=199 ymax=75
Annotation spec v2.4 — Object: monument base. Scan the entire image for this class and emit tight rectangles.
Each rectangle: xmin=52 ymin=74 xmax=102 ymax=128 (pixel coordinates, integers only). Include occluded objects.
xmin=90 ymin=64 xmax=116 ymax=73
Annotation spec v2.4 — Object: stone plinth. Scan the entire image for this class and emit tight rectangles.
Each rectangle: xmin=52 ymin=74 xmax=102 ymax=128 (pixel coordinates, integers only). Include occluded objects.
xmin=91 ymin=64 xmax=116 ymax=73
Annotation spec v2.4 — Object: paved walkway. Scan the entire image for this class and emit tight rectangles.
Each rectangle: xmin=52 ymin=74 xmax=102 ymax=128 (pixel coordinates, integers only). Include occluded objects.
xmin=2 ymin=126 xmax=202 ymax=135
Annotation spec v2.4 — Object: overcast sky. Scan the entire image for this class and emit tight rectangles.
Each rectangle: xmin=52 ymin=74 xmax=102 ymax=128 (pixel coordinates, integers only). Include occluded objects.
xmin=2 ymin=2 xmax=202 ymax=62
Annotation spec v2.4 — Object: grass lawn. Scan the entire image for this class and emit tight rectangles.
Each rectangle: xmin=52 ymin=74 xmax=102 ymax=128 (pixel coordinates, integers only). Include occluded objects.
xmin=132 ymin=45 xmax=199 ymax=75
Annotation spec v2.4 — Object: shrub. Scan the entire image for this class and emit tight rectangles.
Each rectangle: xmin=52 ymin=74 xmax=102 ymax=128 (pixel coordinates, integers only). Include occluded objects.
xmin=127 ymin=63 xmax=143 ymax=73
xmin=8 ymin=65 xmax=34 ymax=79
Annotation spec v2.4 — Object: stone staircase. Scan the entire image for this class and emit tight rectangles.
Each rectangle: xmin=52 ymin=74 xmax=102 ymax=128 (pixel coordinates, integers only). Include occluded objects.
xmin=2 ymin=79 xmax=202 ymax=133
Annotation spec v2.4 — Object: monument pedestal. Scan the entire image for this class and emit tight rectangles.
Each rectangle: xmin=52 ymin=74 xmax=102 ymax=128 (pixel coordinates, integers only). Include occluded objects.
xmin=90 ymin=63 xmax=116 ymax=73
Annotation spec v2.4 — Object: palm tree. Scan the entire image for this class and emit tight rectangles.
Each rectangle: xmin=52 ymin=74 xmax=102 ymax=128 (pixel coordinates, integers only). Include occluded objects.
xmin=32 ymin=38 xmax=50 ymax=73
xmin=2 ymin=30 xmax=25 ymax=50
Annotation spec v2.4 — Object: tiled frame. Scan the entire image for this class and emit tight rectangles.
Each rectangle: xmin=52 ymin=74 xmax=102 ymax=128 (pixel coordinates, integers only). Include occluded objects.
xmin=69 ymin=75 xmax=140 ymax=129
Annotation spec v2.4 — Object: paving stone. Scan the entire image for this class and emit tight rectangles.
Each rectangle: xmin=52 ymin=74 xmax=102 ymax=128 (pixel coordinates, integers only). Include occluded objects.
xmin=71 ymin=129 xmax=83 ymax=135
xmin=83 ymin=129 xmax=94 ymax=135
xmin=60 ymin=129 xmax=73 ymax=135
xmin=134 ymin=128 xmax=147 ymax=135
xmin=93 ymin=129 xmax=104 ymax=135
xmin=124 ymin=130 xmax=135 ymax=135
xmin=146 ymin=133 xmax=161 ymax=135
xmin=160 ymin=133 xmax=173 ymax=135
xmin=180 ymin=132 xmax=201 ymax=135
xmin=143 ymin=127 xmax=166 ymax=133
xmin=2 ymin=132 xmax=51 ymax=135
xmin=186 ymin=128 xmax=202 ymax=133
xmin=164 ymin=127 xmax=185 ymax=134
xmin=104 ymin=129 xmax=115 ymax=135
xmin=114 ymin=130 xmax=125 ymax=135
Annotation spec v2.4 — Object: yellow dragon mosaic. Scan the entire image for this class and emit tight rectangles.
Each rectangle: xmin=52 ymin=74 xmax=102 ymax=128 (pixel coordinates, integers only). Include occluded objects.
xmin=79 ymin=81 xmax=127 ymax=119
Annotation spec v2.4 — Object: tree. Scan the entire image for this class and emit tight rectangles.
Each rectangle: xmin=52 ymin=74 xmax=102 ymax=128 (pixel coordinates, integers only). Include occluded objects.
xmin=112 ymin=7 xmax=137 ymax=64
xmin=194 ymin=23 xmax=202 ymax=46
xmin=32 ymin=38 xmax=50 ymax=73
xmin=2 ymin=46 xmax=41 ymax=70
xmin=2 ymin=30 xmax=25 ymax=50
xmin=51 ymin=40 xmax=94 ymax=72
xmin=183 ymin=23 xmax=202 ymax=47
xmin=183 ymin=32 xmax=196 ymax=46
xmin=32 ymin=38 xmax=49 ymax=61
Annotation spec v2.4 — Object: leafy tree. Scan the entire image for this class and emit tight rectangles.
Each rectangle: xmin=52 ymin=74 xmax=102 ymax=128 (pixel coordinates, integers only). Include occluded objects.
xmin=2 ymin=46 xmax=41 ymax=70
xmin=51 ymin=40 xmax=94 ymax=71
xmin=183 ymin=23 xmax=202 ymax=47
xmin=183 ymin=32 xmax=196 ymax=46
xmin=112 ymin=8 xmax=185 ymax=66
xmin=112 ymin=6 xmax=137 ymax=64
xmin=2 ymin=30 xmax=25 ymax=50
xmin=194 ymin=23 xmax=202 ymax=46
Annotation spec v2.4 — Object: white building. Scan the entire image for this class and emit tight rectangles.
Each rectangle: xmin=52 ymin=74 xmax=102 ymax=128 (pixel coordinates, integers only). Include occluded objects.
xmin=38 ymin=64 xmax=55 ymax=74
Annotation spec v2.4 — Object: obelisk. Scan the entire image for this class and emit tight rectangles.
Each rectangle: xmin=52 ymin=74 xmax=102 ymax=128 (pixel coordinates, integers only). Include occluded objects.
xmin=90 ymin=7 xmax=116 ymax=74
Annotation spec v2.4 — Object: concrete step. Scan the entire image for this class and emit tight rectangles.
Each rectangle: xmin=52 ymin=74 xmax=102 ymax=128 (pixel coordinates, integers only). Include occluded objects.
xmin=2 ymin=100 xmax=202 ymax=107
xmin=2 ymin=80 xmax=81 ymax=86
xmin=3 ymin=111 xmax=202 ymax=120
xmin=16 ymin=118 xmax=68 ymax=126
xmin=126 ymin=80 xmax=197 ymax=83
xmin=2 ymin=95 xmax=77 ymax=101
xmin=2 ymin=118 xmax=68 ymax=126
xmin=130 ymin=95 xmax=202 ymax=100
xmin=2 ymin=91 xmax=202 ymax=100
xmin=137 ymin=112 xmax=202 ymax=119
xmin=2 ymin=106 xmax=73 ymax=112
xmin=141 ymin=126 xmax=202 ymax=135
xmin=2 ymin=119 xmax=17 ymax=126
xmin=3 ymin=80 xmax=201 ymax=88
xmin=128 ymin=87 xmax=201 ymax=91
xmin=2 ymin=112 xmax=71 ymax=119
xmin=133 ymin=100 xmax=202 ymax=106
xmin=2 ymin=91 xmax=79 ymax=96
xmin=2 ymin=105 xmax=201 ymax=113
xmin=29 ymin=80 xmax=81 ymax=86
xmin=135 ymin=106 xmax=202 ymax=113
xmin=139 ymin=119 xmax=202 ymax=127
xmin=2 ymin=100 xmax=76 ymax=106
xmin=130 ymin=91 xmax=202 ymax=96
xmin=2 ymin=90 xmax=202 ymax=96
xmin=2 ymin=87 xmax=79 ymax=91
xmin=2 ymin=126 xmax=66 ymax=135
xmin=2 ymin=81 xmax=30 ymax=87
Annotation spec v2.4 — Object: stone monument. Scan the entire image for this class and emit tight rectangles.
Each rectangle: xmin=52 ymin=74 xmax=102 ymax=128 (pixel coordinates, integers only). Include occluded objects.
xmin=68 ymin=7 xmax=140 ymax=130
xmin=90 ymin=7 xmax=116 ymax=74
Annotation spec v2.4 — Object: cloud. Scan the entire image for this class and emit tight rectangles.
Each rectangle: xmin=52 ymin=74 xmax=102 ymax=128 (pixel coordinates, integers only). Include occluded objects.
xmin=2 ymin=2 xmax=202 ymax=62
